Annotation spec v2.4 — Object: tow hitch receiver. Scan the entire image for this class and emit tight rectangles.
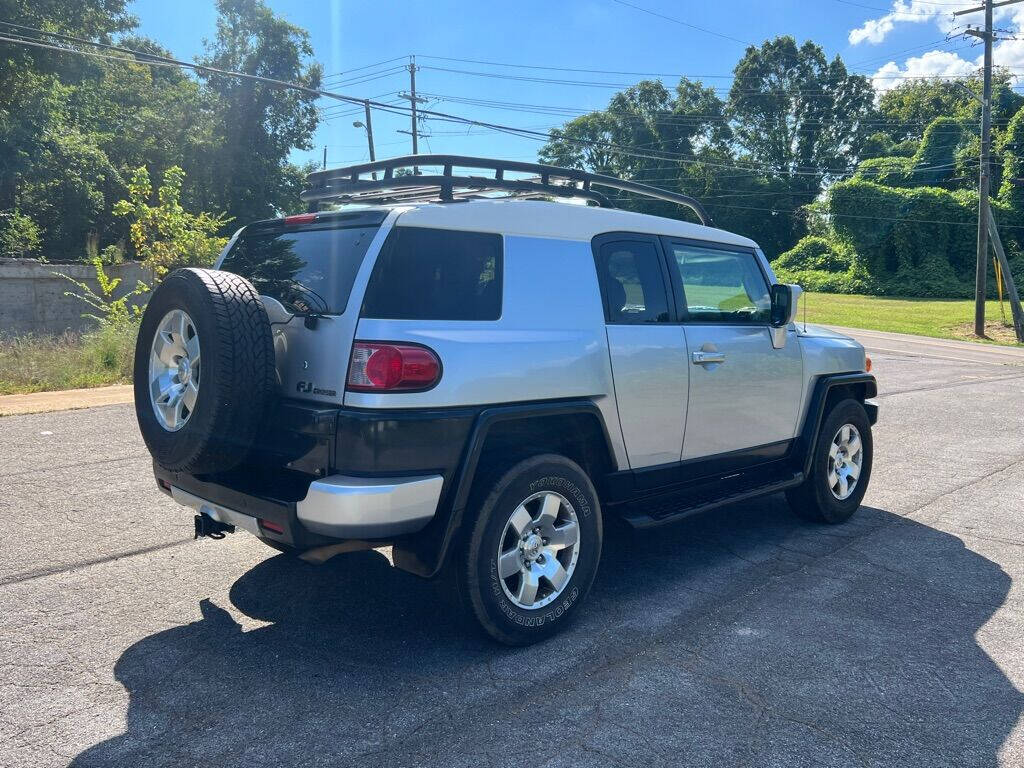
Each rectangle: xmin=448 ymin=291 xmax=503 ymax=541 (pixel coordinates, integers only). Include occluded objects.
xmin=194 ymin=513 xmax=235 ymax=540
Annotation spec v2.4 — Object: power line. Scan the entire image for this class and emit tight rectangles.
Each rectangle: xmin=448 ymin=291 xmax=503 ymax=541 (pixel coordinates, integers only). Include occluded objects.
xmin=609 ymin=0 xmax=753 ymax=46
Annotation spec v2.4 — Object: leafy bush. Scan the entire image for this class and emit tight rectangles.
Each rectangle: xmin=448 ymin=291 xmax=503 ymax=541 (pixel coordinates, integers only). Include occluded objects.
xmin=774 ymin=236 xmax=853 ymax=272
xmin=853 ymin=157 xmax=911 ymax=187
xmin=114 ymin=165 xmax=231 ymax=278
xmin=773 ymin=236 xmax=870 ymax=294
xmin=0 ymin=210 xmax=42 ymax=258
xmin=57 ymin=254 xmax=149 ymax=326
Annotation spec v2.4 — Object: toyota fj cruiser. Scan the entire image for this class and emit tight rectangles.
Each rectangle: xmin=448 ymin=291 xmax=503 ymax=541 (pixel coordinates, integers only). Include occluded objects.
xmin=135 ymin=156 xmax=877 ymax=645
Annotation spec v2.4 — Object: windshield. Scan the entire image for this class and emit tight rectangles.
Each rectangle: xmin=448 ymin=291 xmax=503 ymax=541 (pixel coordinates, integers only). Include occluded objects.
xmin=220 ymin=224 xmax=380 ymax=315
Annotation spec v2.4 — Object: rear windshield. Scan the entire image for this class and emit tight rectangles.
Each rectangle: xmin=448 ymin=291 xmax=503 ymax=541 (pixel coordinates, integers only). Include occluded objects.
xmin=220 ymin=221 xmax=381 ymax=315
xmin=361 ymin=226 xmax=502 ymax=321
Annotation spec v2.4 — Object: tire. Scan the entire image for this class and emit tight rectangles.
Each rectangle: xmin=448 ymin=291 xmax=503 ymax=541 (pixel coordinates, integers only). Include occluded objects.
xmin=133 ymin=268 xmax=276 ymax=475
xmin=786 ymin=398 xmax=873 ymax=524
xmin=457 ymin=454 xmax=603 ymax=646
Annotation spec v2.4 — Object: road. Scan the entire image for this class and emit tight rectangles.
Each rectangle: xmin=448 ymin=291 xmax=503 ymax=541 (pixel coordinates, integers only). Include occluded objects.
xmin=2 ymin=328 xmax=1023 ymax=767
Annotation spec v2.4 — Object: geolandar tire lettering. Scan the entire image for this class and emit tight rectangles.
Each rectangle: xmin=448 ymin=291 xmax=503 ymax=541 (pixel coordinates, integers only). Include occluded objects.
xmin=786 ymin=398 xmax=873 ymax=524
xmin=459 ymin=454 xmax=603 ymax=646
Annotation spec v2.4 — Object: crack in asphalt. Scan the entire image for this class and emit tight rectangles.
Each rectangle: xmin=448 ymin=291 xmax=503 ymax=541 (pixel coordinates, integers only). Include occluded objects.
xmin=0 ymin=539 xmax=192 ymax=587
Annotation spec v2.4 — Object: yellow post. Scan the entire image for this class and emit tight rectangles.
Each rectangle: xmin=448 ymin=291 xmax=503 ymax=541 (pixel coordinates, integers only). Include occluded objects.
xmin=994 ymin=256 xmax=1006 ymax=324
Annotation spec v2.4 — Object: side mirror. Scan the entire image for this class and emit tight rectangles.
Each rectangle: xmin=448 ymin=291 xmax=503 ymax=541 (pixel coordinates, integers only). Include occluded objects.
xmin=770 ymin=283 xmax=802 ymax=328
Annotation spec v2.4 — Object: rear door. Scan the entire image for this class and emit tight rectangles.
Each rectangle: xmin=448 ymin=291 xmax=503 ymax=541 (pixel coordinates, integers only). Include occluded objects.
xmin=662 ymin=238 xmax=803 ymax=461
xmin=217 ymin=209 xmax=390 ymax=405
xmin=593 ymin=234 xmax=688 ymax=468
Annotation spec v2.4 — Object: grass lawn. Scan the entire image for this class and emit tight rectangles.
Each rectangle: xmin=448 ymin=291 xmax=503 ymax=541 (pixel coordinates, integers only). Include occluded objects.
xmin=0 ymin=324 xmax=137 ymax=395
xmin=800 ymin=292 xmax=1023 ymax=346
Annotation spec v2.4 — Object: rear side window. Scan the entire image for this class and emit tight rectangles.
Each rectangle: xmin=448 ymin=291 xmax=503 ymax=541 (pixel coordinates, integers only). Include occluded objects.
xmin=220 ymin=222 xmax=380 ymax=314
xmin=361 ymin=227 xmax=502 ymax=320
xmin=594 ymin=238 xmax=671 ymax=324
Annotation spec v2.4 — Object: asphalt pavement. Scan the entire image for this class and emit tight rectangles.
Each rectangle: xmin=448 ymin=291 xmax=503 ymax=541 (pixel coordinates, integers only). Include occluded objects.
xmin=1 ymin=328 xmax=1023 ymax=767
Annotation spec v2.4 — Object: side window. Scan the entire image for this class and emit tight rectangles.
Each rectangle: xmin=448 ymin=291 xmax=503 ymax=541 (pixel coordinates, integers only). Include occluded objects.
xmin=666 ymin=242 xmax=771 ymax=324
xmin=595 ymin=239 xmax=671 ymax=324
xmin=361 ymin=227 xmax=502 ymax=320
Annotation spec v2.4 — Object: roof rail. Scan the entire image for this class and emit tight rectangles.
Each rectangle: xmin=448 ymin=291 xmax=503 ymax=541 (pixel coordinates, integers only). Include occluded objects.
xmin=301 ymin=154 xmax=713 ymax=226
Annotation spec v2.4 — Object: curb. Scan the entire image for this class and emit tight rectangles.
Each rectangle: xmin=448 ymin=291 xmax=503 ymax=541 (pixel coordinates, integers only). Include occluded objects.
xmin=0 ymin=384 xmax=134 ymax=417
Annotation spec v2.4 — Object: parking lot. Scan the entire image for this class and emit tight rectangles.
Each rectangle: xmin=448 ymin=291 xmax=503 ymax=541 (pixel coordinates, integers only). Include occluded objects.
xmin=2 ymin=329 xmax=1023 ymax=768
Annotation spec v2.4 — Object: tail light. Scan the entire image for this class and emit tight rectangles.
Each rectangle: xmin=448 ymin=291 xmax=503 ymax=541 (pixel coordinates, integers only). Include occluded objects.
xmin=347 ymin=342 xmax=441 ymax=392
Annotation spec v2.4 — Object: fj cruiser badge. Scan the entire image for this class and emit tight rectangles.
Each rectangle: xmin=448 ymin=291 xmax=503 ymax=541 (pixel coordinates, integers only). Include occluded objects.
xmin=297 ymin=380 xmax=337 ymax=397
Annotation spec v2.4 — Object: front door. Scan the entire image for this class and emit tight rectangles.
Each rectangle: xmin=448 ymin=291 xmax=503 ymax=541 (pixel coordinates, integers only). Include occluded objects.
xmin=661 ymin=238 xmax=803 ymax=461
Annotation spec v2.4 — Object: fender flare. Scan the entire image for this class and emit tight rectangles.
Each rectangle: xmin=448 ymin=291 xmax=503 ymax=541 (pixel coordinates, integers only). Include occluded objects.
xmin=391 ymin=400 xmax=617 ymax=578
xmin=794 ymin=372 xmax=877 ymax=476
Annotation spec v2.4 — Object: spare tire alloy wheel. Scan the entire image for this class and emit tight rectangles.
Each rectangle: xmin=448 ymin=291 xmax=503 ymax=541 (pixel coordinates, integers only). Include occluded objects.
xmin=134 ymin=268 xmax=276 ymax=476
xmin=498 ymin=491 xmax=581 ymax=610
xmin=149 ymin=309 xmax=201 ymax=431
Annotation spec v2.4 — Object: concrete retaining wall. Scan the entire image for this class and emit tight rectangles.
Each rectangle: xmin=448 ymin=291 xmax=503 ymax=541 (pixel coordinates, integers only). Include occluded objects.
xmin=0 ymin=259 xmax=152 ymax=336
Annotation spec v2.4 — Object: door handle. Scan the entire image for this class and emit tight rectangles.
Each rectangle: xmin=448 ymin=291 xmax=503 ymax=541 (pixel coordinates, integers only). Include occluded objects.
xmin=692 ymin=350 xmax=726 ymax=365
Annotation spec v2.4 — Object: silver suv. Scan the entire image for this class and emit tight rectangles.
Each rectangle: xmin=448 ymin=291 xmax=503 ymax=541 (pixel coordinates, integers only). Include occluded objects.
xmin=134 ymin=156 xmax=877 ymax=645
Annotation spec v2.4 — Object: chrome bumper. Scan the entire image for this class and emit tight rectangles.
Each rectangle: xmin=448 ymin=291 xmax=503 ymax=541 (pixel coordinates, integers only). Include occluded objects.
xmin=169 ymin=474 xmax=443 ymax=540
xmin=296 ymin=474 xmax=443 ymax=538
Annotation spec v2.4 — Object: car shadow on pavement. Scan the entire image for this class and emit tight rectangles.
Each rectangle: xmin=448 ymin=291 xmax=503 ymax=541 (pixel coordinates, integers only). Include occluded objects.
xmin=73 ymin=499 xmax=1023 ymax=768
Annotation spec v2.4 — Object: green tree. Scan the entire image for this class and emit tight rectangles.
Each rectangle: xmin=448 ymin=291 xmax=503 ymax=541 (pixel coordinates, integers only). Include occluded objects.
xmin=0 ymin=0 xmax=135 ymax=210
xmin=727 ymin=36 xmax=876 ymax=202
xmin=541 ymin=78 xmax=734 ymax=221
xmin=879 ymin=73 xmax=1023 ymax=142
xmin=113 ymin=166 xmax=231 ymax=277
xmin=197 ymin=0 xmax=322 ymax=223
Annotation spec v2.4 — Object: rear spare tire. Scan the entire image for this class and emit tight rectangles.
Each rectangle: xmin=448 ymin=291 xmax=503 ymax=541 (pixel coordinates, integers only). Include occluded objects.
xmin=134 ymin=268 xmax=275 ymax=474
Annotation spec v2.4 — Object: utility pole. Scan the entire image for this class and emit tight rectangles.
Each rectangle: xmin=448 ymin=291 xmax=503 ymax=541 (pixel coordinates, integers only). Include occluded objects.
xmin=409 ymin=55 xmax=419 ymax=157
xmin=959 ymin=0 xmax=1024 ymax=340
xmin=353 ymin=100 xmax=377 ymax=179
xmin=322 ymin=145 xmax=327 ymax=170
xmin=363 ymin=100 xmax=376 ymax=164
xmin=398 ymin=56 xmax=427 ymax=173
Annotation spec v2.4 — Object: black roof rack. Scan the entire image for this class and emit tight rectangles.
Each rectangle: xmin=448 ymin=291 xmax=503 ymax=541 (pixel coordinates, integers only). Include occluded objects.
xmin=301 ymin=154 xmax=713 ymax=226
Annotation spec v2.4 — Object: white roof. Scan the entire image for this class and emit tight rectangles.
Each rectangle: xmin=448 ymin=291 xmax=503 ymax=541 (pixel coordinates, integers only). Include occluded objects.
xmin=390 ymin=199 xmax=759 ymax=249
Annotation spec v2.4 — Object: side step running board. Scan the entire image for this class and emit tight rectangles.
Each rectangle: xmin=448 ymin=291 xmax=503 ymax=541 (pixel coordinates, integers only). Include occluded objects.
xmin=620 ymin=472 xmax=804 ymax=529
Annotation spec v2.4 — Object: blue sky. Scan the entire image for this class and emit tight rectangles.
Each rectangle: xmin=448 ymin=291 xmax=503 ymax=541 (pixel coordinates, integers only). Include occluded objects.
xmin=130 ymin=0 xmax=1024 ymax=169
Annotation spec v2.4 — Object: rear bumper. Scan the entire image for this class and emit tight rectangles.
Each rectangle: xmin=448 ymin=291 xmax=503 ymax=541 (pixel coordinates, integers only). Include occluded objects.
xmin=163 ymin=471 xmax=443 ymax=541
xmin=296 ymin=474 xmax=443 ymax=537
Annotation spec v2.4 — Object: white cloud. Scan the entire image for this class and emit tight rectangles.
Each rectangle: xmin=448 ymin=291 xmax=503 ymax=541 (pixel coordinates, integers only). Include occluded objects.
xmin=871 ymin=50 xmax=979 ymax=93
xmin=849 ymin=2 xmax=944 ymax=46
xmin=868 ymin=4 xmax=1024 ymax=93
xmin=848 ymin=1 xmax=987 ymax=46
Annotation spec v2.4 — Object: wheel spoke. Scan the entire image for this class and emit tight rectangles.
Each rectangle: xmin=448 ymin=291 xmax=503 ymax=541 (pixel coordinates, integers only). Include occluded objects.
xmin=840 ymin=425 xmax=851 ymax=445
xmin=153 ymin=330 xmax=178 ymax=367
xmin=846 ymin=434 xmax=862 ymax=458
xmin=498 ymin=548 xmax=521 ymax=580
xmin=150 ymin=375 xmax=176 ymax=405
xmin=516 ymin=569 xmax=539 ymax=606
xmin=846 ymin=461 xmax=861 ymax=480
xmin=536 ymin=493 xmax=561 ymax=529
xmin=185 ymin=333 xmax=201 ymax=365
xmin=538 ymin=557 xmax=568 ymax=592
xmin=172 ymin=396 xmax=185 ymax=425
xmin=176 ymin=311 xmax=188 ymax=344
xmin=838 ymin=474 xmax=849 ymax=498
xmin=182 ymin=380 xmax=199 ymax=412
xmin=546 ymin=521 xmax=578 ymax=551
xmin=508 ymin=505 xmax=532 ymax=537
xmin=829 ymin=442 xmax=840 ymax=460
